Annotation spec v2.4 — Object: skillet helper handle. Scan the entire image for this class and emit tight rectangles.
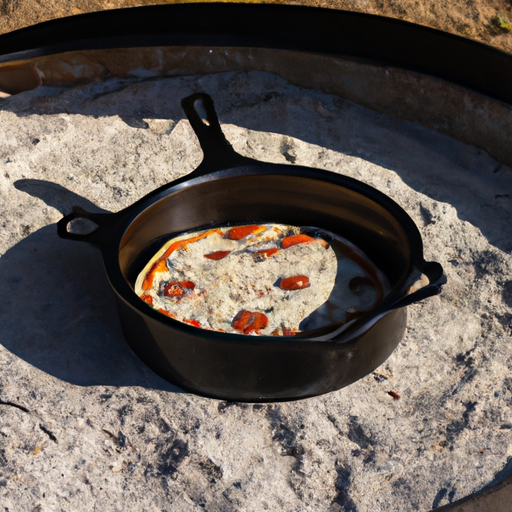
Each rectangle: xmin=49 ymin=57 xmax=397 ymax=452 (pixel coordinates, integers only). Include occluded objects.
xmin=390 ymin=261 xmax=446 ymax=310
xmin=181 ymin=93 xmax=252 ymax=174
xmin=57 ymin=206 xmax=112 ymax=247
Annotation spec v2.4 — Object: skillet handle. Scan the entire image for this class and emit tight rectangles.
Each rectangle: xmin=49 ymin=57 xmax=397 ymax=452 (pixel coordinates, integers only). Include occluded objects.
xmin=181 ymin=93 xmax=252 ymax=175
xmin=319 ymin=260 xmax=446 ymax=344
xmin=57 ymin=206 xmax=113 ymax=247
xmin=390 ymin=260 xmax=446 ymax=310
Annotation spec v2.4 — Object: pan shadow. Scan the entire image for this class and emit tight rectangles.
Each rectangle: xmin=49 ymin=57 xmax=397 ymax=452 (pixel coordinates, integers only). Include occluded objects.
xmin=13 ymin=179 xmax=108 ymax=215
xmin=1 ymin=179 xmax=183 ymax=392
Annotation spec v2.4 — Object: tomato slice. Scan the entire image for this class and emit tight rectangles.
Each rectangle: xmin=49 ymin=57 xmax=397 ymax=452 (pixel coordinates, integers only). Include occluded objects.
xmin=142 ymin=259 xmax=169 ymax=290
xmin=227 ymin=225 xmax=264 ymax=240
xmin=282 ymin=234 xmax=327 ymax=248
xmin=204 ymin=250 xmax=232 ymax=260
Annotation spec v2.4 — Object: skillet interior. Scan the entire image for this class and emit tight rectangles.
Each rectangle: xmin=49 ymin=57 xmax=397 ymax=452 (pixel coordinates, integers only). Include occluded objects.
xmin=118 ymin=171 xmax=414 ymax=304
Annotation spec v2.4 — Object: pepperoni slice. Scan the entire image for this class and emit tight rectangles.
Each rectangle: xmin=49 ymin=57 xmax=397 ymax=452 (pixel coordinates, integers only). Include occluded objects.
xmin=204 ymin=250 xmax=232 ymax=260
xmin=232 ymin=310 xmax=269 ymax=334
xmin=164 ymin=280 xmax=196 ymax=298
xmin=279 ymin=275 xmax=310 ymax=290
xmin=140 ymin=294 xmax=154 ymax=306
xmin=227 ymin=225 xmax=264 ymax=240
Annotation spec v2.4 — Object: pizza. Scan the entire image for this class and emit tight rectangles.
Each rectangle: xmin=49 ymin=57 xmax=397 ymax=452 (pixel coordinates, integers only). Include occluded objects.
xmin=134 ymin=224 xmax=387 ymax=335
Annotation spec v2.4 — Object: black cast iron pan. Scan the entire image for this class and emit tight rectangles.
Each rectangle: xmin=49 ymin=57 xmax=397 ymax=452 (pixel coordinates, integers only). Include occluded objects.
xmin=57 ymin=93 xmax=445 ymax=401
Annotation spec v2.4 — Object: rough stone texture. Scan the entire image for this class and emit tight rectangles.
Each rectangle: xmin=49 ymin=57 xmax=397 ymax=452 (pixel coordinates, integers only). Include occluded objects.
xmin=0 ymin=71 xmax=511 ymax=511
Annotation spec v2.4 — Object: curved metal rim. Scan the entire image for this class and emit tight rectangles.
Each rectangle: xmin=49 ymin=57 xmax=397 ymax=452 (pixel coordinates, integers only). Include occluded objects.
xmin=0 ymin=3 xmax=511 ymax=105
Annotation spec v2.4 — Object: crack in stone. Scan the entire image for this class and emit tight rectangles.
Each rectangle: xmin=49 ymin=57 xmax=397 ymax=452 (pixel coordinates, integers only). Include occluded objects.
xmin=431 ymin=484 xmax=457 ymax=509
xmin=0 ymin=399 xmax=30 ymax=414
xmin=451 ymin=346 xmax=479 ymax=396
xmin=266 ymin=406 xmax=307 ymax=499
xmin=39 ymin=424 xmax=57 ymax=443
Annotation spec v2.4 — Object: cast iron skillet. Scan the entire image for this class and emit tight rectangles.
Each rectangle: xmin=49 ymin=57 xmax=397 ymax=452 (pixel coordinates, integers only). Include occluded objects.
xmin=57 ymin=93 xmax=445 ymax=401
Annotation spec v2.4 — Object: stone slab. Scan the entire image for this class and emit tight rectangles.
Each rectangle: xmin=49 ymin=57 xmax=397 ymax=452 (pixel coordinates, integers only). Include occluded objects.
xmin=0 ymin=71 xmax=511 ymax=511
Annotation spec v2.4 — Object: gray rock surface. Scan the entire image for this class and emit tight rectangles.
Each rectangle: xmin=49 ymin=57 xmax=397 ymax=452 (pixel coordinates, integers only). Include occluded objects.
xmin=0 ymin=71 xmax=511 ymax=511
